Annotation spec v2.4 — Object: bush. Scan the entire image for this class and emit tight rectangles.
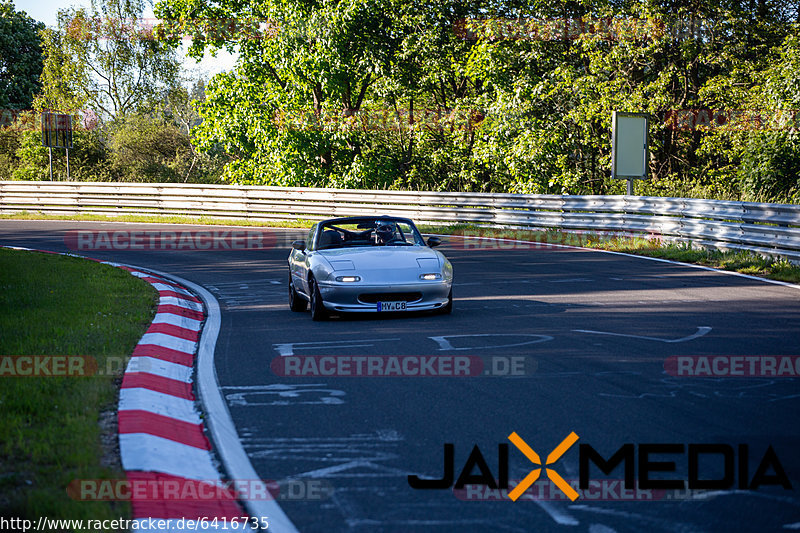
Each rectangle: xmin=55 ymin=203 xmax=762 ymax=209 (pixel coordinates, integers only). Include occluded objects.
xmin=0 ymin=127 xmax=21 ymax=179
xmin=739 ymin=132 xmax=800 ymax=202
xmin=12 ymin=125 xmax=110 ymax=181
xmin=107 ymin=114 xmax=194 ymax=182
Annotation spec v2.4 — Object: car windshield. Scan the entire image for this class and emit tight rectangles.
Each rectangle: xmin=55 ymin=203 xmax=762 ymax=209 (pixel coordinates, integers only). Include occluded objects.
xmin=315 ymin=218 xmax=425 ymax=249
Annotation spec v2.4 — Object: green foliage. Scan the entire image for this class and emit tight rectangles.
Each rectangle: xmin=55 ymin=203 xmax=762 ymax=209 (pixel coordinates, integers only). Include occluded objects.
xmin=102 ymin=112 xmax=227 ymax=183
xmin=739 ymin=132 xmax=800 ymax=202
xmin=2 ymin=0 xmax=799 ymax=201
xmin=149 ymin=0 xmax=799 ymax=202
xmin=35 ymin=27 xmax=87 ymax=114
xmin=35 ymin=0 xmax=180 ymax=120
xmin=0 ymin=1 xmax=225 ymax=184
xmin=11 ymin=120 xmax=110 ymax=181
xmin=157 ymin=0 xmax=491 ymax=189
xmin=7 ymin=111 xmax=112 ymax=181
xmin=0 ymin=2 xmax=44 ymax=109
xmin=4 ymin=111 xmax=225 ymax=183
xmin=107 ymin=114 xmax=193 ymax=182
xmin=11 ymin=129 xmax=48 ymax=180
xmin=0 ymin=122 xmax=23 ymax=178
xmin=735 ymin=30 xmax=800 ymax=202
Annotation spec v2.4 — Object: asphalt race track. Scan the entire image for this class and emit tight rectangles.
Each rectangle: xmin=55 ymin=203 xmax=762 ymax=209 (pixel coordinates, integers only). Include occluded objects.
xmin=2 ymin=220 xmax=800 ymax=533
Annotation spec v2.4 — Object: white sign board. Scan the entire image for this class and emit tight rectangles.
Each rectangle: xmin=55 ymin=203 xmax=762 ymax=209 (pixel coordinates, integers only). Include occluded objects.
xmin=612 ymin=112 xmax=648 ymax=179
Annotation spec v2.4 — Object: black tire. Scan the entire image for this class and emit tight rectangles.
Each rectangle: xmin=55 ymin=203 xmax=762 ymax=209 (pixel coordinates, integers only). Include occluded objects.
xmin=438 ymin=288 xmax=453 ymax=315
xmin=289 ymin=274 xmax=307 ymax=312
xmin=309 ymin=276 xmax=328 ymax=321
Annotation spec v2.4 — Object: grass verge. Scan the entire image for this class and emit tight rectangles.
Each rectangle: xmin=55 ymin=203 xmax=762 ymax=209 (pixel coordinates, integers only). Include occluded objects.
xmin=0 ymin=211 xmax=314 ymax=229
xmin=585 ymin=237 xmax=800 ymax=283
xmin=421 ymin=224 xmax=800 ymax=284
xmin=0 ymin=248 xmax=158 ymax=525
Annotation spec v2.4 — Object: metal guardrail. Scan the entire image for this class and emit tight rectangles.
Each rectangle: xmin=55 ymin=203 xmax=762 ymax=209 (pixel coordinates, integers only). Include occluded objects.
xmin=1 ymin=180 xmax=799 ymax=262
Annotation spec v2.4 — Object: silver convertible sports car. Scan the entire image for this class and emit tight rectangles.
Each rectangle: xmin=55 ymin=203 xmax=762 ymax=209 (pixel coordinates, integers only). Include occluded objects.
xmin=288 ymin=216 xmax=453 ymax=320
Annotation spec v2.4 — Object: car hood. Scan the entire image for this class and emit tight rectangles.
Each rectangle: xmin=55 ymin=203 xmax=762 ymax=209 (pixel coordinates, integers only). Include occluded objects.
xmin=317 ymin=246 xmax=442 ymax=271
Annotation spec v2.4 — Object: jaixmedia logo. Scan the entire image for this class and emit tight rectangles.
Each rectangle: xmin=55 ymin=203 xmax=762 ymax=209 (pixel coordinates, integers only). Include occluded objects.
xmin=408 ymin=432 xmax=793 ymax=501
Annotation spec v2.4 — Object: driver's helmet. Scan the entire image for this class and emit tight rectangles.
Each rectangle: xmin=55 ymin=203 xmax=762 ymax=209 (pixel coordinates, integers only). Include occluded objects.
xmin=374 ymin=221 xmax=395 ymax=244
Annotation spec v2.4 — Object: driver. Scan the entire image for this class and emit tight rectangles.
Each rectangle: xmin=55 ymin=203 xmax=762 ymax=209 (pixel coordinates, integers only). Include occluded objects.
xmin=374 ymin=221 xmax=395 ymax=245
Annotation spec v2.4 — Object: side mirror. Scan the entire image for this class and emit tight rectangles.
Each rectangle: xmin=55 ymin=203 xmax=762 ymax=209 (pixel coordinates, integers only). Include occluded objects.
xmin=292 ymin=240 xmax=307 ymax=251
xmin=427 ymin=236 xmax=442 ymax=248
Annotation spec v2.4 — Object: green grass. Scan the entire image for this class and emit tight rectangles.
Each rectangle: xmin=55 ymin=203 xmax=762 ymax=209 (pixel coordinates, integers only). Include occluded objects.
xmin=422 ymin=223 xmax=800 ymax=284
xmin=0 ymin=249 xmax=158 ymax=525
xmin=0 ymin=210 xmax=315 ymax=229
xmin=586 ymin=238 xmax=800 ymax=283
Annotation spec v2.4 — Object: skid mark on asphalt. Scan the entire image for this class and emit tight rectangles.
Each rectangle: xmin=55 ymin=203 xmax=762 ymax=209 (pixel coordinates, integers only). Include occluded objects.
xmin=453 ymin=299 xmax=709 ymax=312
xmin=331 ymin=490 xmax=532 ymax=532
xmin=455 ymin=279 xmax=540 ymax=287
xmin=206 ymin=278 xmax=283 ymax=309
xmin=569 ymin=505 xmax=702 ymax=533
xmin=240 ymin=432 xmax=405 ymax=473
xmin=598 ymin=376 xmax=800 ymax=401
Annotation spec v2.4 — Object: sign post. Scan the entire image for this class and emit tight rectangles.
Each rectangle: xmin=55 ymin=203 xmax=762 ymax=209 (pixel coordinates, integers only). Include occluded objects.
xmin=41 ymin=112 xmax=73 ymax=180
xmin=611 ymin=112 xmax=649 ymax=195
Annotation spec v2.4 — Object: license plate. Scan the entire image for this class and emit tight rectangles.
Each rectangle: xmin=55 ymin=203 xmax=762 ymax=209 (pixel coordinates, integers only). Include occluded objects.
xmin=377 ymin=301 xmax=407 ymax=312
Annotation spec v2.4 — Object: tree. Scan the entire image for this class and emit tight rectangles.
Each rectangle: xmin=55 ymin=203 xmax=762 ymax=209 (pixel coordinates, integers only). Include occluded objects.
xmin=35 ymin=0 xmax=181 ymax=120
xmin=737 ymin=30 xmax=800 ymax=202
xmin=155 ymin=0 xmax=489 ymax=189
xmin=166 ymin=77 xmax=206 ymax=136
xmin=0 ymin=2 xmax=44 ymax=110
xmin=153 ymin=0 xmax=799 ymax=200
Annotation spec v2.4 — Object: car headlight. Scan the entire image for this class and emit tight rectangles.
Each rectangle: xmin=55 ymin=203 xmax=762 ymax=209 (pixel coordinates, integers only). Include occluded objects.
xmin=419 ymin=273 xmax=442 ymax=281
xmin=335 ymin=275 xmax=361 ymax=282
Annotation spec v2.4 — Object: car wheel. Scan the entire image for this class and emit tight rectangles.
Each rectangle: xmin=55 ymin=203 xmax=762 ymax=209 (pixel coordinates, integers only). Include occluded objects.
xmin=309 ymin=276 xmax=328 ymax=321
xmin=289 ymin=274 xmax=307 ymax=312
xmin=438 ymin=288 xmax=453 ymax=315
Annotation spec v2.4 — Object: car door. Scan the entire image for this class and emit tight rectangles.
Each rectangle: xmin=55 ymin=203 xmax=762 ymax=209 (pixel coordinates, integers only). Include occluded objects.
xmin=290 ymin=225 xmax=317 ymax=297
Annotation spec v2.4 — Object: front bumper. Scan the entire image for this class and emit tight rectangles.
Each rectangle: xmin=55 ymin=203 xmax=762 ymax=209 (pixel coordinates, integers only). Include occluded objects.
xmin=317 ymin=280 xmax=452 ymax=313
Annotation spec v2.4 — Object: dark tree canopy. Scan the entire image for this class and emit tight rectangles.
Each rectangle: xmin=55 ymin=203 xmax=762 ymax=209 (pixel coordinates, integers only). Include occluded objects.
xmin=0 ymin=1 xmax=44 ymax=109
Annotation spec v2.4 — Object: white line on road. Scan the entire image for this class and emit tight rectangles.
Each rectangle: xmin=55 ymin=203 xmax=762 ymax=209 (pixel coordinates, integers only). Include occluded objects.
xmin=429 ymin=333 xmax=553 ymax=351
xmin=572 ymin=326 xmax=712 ymax=343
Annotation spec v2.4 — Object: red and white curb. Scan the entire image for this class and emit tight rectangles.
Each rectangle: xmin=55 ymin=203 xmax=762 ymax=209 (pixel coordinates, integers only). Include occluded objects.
xmin=106 ymin=262 xmax=297 ymax=532
xmin=114 ymin=265 xmax=247 ymax=529
xmin=2 ymin=246 xmax=298 ymax=532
